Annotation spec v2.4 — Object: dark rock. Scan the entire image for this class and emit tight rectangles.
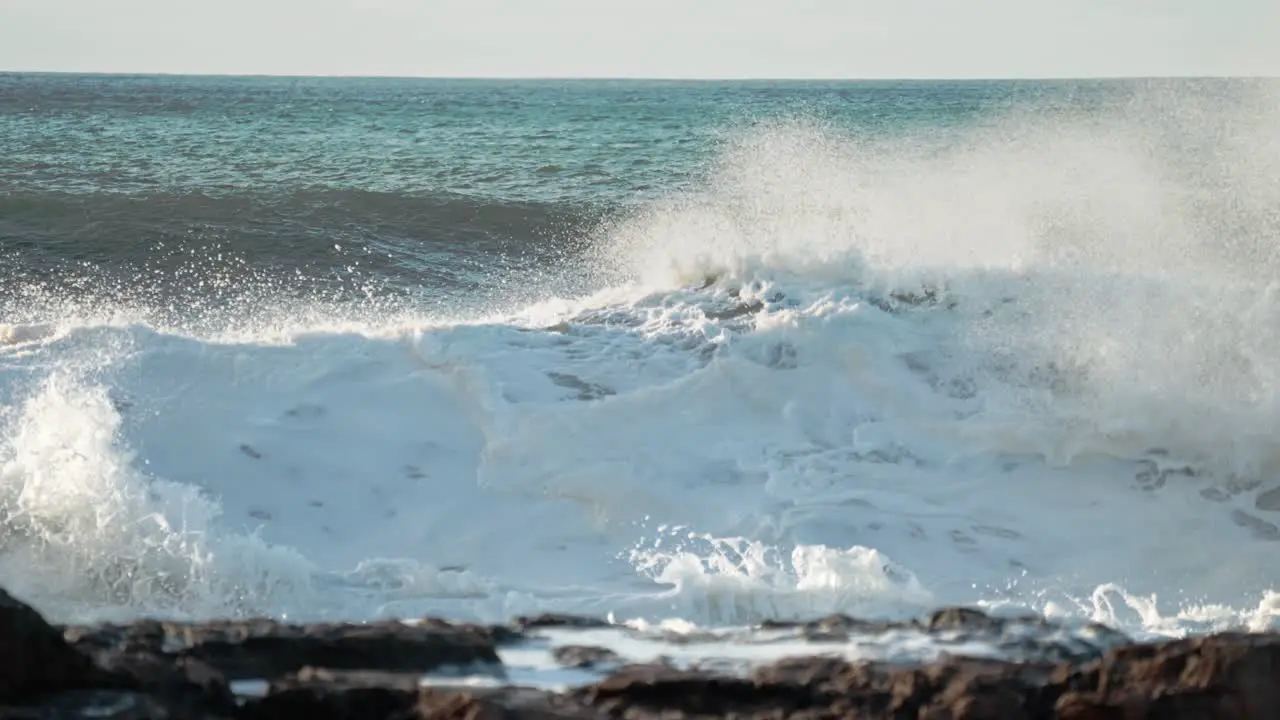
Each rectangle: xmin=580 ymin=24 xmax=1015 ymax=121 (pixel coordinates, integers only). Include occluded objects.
xmin=246 ymin=671 xmax=585 ymax=720
xmin=551 ymin=646 xmax=622 ymax=670
xmin=0 ymin=690 xmax=186 ymax=719
xmin=511 ymin=614 xmax=610 ymax=631
xmin=1055 ymin=632 xmax=1280 ymax=719
xmin=757 ymin=609 xmax=1119 ymax=664
xmin=65 ymin=619 xmax=502 ymax=681
xmin=578 ymin=663 xmax=805 ymax=717
xmin=759 ymin=613 xmax=904 ymax=640
xmin=94 ymin=653 xmax=236 ymax=717
xmin=0 ymin=591 xmax=227 ymax=717
xmin=183 ymin=620 xmax=501 ymax=681
xmin=411 ymin=686 xmax=595 ymax=720
xmin=416 ymin=617 xmax=524 ymax=646
xmin=0 ymin=586 xmax=1272 ymax=719
xmin=63 ymin=620 xmax=166 ymax=657
xmin=242 ymin=668 xmax=419 ymax=720
xmin=927 ymin=606 xmax=1008 ymax=632
xmin=570 ymin=657 xmax=1060 ymax=719
xmin=0 ymin=588 xmax=103 ymax=701
xmin=410 ymin=689 xmax=508 ymax=720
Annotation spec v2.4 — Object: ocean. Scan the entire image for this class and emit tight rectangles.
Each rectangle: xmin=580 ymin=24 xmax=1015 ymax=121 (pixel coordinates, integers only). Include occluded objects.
xmin=2 ymin=73 xmax=1280 ymax=659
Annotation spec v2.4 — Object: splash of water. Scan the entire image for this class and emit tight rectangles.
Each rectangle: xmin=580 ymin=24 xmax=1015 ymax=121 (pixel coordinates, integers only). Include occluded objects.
xmin=1 ymin=81 xmax=1279 ymax=643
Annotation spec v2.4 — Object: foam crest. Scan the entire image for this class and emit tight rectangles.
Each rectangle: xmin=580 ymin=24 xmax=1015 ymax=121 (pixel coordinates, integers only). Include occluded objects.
xmin=0 ymin=323 xmax=57 ymax=347
xmin=1037 ymin=585 xmax=1280 ymax=639
xmin=0 ymin=372 xmax=313 ymax=622
xmin=593 ymin=82 xmax=1280 ymax=478
xmin=629 ymin=530 xmax=935 ymax=625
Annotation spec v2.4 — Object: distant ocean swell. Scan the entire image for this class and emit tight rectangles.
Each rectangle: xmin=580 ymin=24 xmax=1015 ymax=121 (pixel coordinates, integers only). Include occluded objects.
xmin=0 ymin=188 xmax=609 ymax=327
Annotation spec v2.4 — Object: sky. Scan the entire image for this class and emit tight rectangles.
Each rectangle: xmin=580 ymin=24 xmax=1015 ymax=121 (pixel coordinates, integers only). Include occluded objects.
xmin=1 ymin=0 xmax=1278 ymax=79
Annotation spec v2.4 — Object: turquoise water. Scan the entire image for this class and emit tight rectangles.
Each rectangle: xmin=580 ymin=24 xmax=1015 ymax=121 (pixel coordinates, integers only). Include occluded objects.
xmin=2 ymin=75 xmax=1139 ymax=203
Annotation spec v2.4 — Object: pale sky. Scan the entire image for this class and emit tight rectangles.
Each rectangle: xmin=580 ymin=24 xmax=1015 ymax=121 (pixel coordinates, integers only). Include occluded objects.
xmin=1 ymin=0 xmax=1277 ymax=79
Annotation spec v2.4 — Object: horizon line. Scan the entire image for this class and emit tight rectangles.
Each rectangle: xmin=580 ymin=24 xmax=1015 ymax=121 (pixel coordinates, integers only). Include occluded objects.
xmin=2 ymin=69 xmax=1276 ymax=83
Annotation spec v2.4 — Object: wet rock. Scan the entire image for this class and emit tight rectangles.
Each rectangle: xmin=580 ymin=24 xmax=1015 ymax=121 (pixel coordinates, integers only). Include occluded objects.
xmin=0 ymin=591 xmax=224 ymax=717
xmin=0 ymin=690 xmax=186 ymax=719
xmin=65 ymin=618 xmax=502 ymax=680
xmin=577 ymin=663 xmax=805 ymax=717
xmin=0 ymin=585 xmax=1274 ymax=719
xmin=94 ymin=653 xmax=236 ymax=718
xmin=415 ymin=617 xmax=524 ymax=646
xmin=1055 ymin=632 xmax=1280 ymax=719
xmin=755 ymin=608 xmax=1125 ymax=664
xmin=413 ymin=686 xmax=593 ymax=720
xmin=246 ymin=671 xmax=582 ymax=720
xmin=0 ymin=588 xmax=102 ymax=701
xmin=412 ymin=688 xmax=526 ymax=720
xmin=758 ymin=613 xmax=903 ymax=641
xmin=552 ymin=646 xmax=623 ymax=670
xmin=928 ymin=606 xmax=1008 ymax=632
xmin=512 ymin=614 xmax=611 ymax=631
xmin=569 ymin=657 xmax=1061 ymax=719
xmin=65 ymin=620 xmax=167 ymax=657
xmin=242 ymin=668 xmax=419 ymax=720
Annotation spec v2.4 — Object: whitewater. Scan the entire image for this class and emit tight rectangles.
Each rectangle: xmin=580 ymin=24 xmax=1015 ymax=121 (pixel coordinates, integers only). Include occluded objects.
xmin=2 ymin=80 xmax=1280 ymax=656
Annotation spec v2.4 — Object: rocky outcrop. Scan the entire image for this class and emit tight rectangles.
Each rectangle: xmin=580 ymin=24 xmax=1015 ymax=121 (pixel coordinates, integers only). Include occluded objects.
xmin=0 ymin=588 xmax=107 ymax=701
xmin=1055 ymin=632 xmax=1280 ymax=719
xmin=551 ymin=645 xmax=623 ymax=670
xmin=64 ymin=617 xmax=504 ymax=680
xmin=0 ymin=587 xmax=1274 ymax=718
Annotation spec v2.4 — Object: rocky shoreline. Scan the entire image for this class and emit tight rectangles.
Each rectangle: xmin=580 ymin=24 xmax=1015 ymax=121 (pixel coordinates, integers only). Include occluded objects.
xmin=1 ymin=588 xmax=1276 ymax=719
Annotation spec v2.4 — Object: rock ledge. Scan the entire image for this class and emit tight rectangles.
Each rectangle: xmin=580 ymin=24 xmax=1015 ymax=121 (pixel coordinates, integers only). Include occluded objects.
xmin=0 ymin=588 xmax=1274 ymax=719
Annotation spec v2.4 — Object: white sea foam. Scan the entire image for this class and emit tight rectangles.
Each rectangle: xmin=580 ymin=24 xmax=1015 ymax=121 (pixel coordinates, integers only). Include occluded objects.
xmin=2 ymin=83 xmax=1280 ymax=649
